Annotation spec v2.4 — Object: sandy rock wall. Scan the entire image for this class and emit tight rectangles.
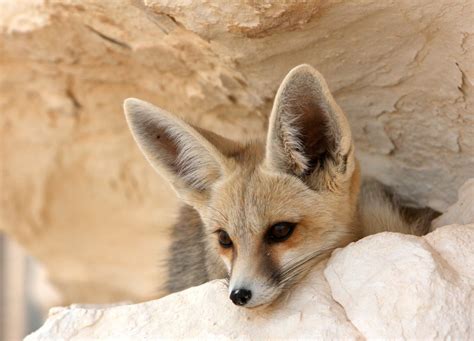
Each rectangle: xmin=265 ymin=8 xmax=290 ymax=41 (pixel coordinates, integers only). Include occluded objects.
xmin=1 ymin=0 xmax=473 ymax=304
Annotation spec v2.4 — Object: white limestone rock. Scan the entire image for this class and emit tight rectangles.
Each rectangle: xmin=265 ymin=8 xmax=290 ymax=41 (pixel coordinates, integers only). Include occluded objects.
xmin=26 ymin=262 xmax=362 ymax=340
xmin=27 ymin=224 xmax=474 ymax=340
xmin=324 ymin=225 xmax=474 ymax=339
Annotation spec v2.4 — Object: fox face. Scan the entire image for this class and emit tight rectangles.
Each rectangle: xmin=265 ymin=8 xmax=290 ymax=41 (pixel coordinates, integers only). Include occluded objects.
xmin=124 ymin=65 xmax=360 ymax=308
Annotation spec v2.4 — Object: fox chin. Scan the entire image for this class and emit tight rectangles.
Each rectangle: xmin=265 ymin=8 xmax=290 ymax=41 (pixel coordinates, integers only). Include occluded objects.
xmin=123 ymin=64 xmax=437 ymax=308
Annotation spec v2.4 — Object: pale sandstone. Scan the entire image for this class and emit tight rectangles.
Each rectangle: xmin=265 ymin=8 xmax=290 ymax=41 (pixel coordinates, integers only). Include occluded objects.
xmin=1 ymin=0 xmax=473 ymax=304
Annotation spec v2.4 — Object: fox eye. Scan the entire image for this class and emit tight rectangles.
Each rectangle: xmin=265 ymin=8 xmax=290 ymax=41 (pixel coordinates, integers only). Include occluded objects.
xmin=266 ymin=222 xmax=296 ymax=243
xmin=217 ymin=230 xmax=233 ymax=248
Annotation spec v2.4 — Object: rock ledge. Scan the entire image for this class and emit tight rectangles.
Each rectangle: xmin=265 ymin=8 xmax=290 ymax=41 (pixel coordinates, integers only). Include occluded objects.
xmin=26 ymin=224 xmax=474 ymax=340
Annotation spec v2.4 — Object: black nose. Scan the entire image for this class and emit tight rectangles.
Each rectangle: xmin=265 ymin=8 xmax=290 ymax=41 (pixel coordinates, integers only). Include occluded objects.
xmin=230 ymin=289 xmax=252 ymax=306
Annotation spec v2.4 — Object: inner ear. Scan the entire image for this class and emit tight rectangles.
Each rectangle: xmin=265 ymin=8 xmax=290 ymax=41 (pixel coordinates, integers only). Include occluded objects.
xmin=265 ymin=64 xmax=352 ymax=180
xmin=292 ymin=98 xmax=337 ymax=175
xmin=138 ymin=118 xmax=200 ymax=187
xmin=124 ymin=98 xmax=230 ymax=194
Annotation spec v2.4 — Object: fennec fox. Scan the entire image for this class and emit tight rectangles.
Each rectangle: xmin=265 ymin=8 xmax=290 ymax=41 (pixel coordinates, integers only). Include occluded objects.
xmin=124 ymin=65 xmax=436 ymax=308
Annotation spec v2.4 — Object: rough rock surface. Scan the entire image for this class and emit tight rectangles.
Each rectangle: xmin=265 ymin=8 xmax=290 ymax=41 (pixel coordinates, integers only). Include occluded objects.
xmin=326 ymin=227 xmax=474 ymax=339
xmin=26 ymin=223 xmax=474 ymax=340
xmin=1 ymin=0 xmax=473 ymax=304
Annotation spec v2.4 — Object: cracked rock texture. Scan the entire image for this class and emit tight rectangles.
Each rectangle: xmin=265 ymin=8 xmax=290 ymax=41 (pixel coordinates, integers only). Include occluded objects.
xmin=26 ymin=222 xmax=474 ymax=338
xmin=1 ymin=0 xmax=473 ymax=304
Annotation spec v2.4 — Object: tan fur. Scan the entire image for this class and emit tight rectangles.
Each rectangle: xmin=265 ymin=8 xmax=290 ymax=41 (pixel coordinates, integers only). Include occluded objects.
xmin=124 ymin=64 xmax=436 ymax=308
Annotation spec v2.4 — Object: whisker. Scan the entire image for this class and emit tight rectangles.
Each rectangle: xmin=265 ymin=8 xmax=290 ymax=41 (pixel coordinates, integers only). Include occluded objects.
xmin=322 ymin=229 xmax=358 ymax=234
xmin=321 ymin=229 xmax=358 ymax=236
xmin=216 ymin=278 xmax=230 ymax=294
xmin=269 ymin=245 xmax=338 ymax=289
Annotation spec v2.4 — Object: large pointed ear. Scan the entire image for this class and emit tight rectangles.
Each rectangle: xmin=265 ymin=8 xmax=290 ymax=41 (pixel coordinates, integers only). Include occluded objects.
xmin=124 ymin=98 xmax=236 ymax=206
xmin=264 ymin=64 xmax=355 ymax=190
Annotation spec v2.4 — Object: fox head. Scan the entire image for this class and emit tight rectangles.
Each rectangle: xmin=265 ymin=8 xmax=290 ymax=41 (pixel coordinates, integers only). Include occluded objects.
xmin=124 ymin=64 xmax=360 ymax=308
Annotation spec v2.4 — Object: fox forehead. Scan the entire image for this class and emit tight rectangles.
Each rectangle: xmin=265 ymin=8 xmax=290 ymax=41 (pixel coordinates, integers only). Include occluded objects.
xmin=203 ymin=166 xmax=322 ymax=236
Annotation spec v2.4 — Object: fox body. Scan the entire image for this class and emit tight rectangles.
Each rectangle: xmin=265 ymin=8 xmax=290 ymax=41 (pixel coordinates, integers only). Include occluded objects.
xmin=124 ymin=65 xmax=435 ymax=308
